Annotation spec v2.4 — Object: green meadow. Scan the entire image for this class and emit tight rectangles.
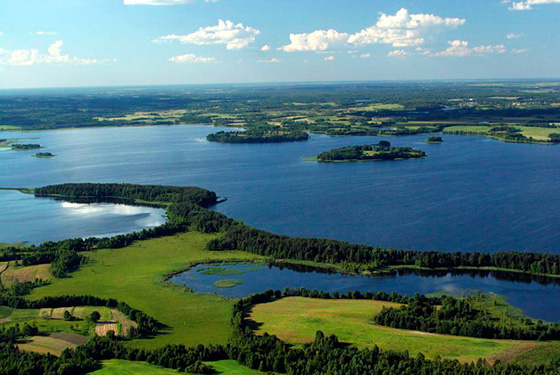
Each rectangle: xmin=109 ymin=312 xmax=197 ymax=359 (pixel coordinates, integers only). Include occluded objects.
xmin=87 ymin=359 xmax=262 ymax=375
xmin=30 ymin=232 xmax=262 ymax=349
xmin=248 ymin=297 xmax=548 ymax=364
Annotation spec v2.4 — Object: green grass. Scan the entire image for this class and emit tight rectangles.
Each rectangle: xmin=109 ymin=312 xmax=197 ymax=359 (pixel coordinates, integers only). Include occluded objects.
xmin=214 ymin=279 xmax=243 ymax=288
xmin=2 ymin=318 xmax=90 ymax=335
xmin=443 ymin=125 xmax=556 ymax=142
xmin=88 ymin=359 xmax=261 ymax=375
xmin=248 ymin=297 xmax=547 ymax=364
xmin=516 ymin=126 xmax=557 ymax=140
xmin=511 ymin=342 xmax=560 ymax=366
xmin=204 ymin=360 xmax=262 ymax=375
xmin=0 ymin=126 xmax=21 ymax=130
xmin=30 ymin=232 xmax=262 ymax=349
xmin=358 ymin=103 xmax=405 ymax=111
xmin=443 ymin=125 xmax=492 ymax=133
xmin=88 ymin=360 xmax=181 ymax=374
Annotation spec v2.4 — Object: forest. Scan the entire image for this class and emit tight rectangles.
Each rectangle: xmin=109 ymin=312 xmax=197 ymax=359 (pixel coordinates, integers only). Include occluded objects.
xmin=207 ymin=130 xmax=309 ymax=143
xmin=316 ymin=143 xmax=426 ymax=162
xmin=374 ymin=294 xmax=560 ymax=341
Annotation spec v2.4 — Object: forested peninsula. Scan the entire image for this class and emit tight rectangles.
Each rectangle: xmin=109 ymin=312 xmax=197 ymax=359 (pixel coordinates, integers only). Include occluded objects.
xmin=207 ymin=130 xmax=309 ymax=144
xmin=2 ymin=183 xmax=559 ymax=281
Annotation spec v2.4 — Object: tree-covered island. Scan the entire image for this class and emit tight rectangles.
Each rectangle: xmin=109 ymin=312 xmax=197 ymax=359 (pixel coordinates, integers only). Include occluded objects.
xmin=427 ymin=136 xmax=444 ymax=143
xmin=11 ymin=143 xmax=42 ymax=151
xmin=313 ymin=141 xmax=426 ymax=162
xmin=32 ymin=152 xmax=56 ymax=158
xmin=207 ymin=130 xmax=309 ymax=144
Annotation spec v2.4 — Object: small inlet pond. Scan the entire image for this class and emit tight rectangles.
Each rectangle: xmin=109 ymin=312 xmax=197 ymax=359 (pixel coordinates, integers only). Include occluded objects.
xmin=169 ymin=263 xmax=560 ymax=322
xmin=0 ymin=190 xmax=166 ymax=244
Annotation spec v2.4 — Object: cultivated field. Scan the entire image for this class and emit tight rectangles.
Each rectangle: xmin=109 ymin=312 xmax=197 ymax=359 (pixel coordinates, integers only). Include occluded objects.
xmin=248 ymin=297 xmax=548 ymax=364
xmin=30 ymin=232 xmax=263 ymax=349
xmin=18 ymin=332 xmax=88 ymax=356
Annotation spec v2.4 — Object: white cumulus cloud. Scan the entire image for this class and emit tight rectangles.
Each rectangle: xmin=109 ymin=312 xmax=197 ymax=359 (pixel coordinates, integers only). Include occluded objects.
xmin=261 ymin=45 xmax=270 ymax=51
xmin=324 ymin=55 xmax=336 ymax=61
xmin=169 ymin=53 xmax=218 ymax=63
xmin=433 ymin=40 xmax=506 ymax=57
xmin=513 ymin=48 xmax=528 ymax=53
xmin=360 ymin=53 xmax=371 ymax=58
xmin=506 ymin=0 xmax=560 ymax=10
xmin=0 ymin=41 xmax=105 ymax=66
xmin=279 ymin=30 xmax=349 ymax=52
xmin=348 ymin=8 xmax=465 ymax=48
xmin=35 ymin=31 xmax=57 ymax=35
xmin=155 ymin=19 xmax=259 ymax=50
xmin=279 ymin=8 xmax=465 ymax=53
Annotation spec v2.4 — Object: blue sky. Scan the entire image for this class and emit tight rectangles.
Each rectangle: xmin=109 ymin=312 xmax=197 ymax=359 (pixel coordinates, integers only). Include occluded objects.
xmin=0 ymin=0 xmax=558 ymax=88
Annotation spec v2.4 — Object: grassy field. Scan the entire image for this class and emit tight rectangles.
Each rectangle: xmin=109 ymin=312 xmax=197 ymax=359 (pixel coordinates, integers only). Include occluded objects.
xmin=356 ymin=103 xmax=405 ymax=111
xmin=88 ymin=360 xmax=181 ymax=374
xmin=88 ymin=359 xmax=261 ymax=375
xmin=443 ymin=125 xmax=557 ymax=141
xmin=1 ymin=263 xmax=53 ymax=287
xmin=248 ymin=297 xmax=546 ymax=364
xmin=204 ymin=360 xmax=262 ymax=375
xmin=30 ymin=232 xmax=262 ymax=349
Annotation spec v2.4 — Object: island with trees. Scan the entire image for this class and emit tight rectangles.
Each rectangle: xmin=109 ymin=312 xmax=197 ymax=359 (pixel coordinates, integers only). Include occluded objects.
xmin=427 ymin=136 xmax=444 ymax=143
xmin=11 ymin=143 xmax=42 ymax=151
xmin=207 ymin=130 xmax=309 ymax=144
xmin=312 ymin=141 xmax=426 ymax=162
xmin=32 ymin=152 xmax=56 ymax=158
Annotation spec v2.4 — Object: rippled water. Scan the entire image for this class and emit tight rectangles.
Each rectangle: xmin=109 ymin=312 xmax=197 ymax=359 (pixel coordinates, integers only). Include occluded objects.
xmin=1 ymin=125 xmax=558 ymax=253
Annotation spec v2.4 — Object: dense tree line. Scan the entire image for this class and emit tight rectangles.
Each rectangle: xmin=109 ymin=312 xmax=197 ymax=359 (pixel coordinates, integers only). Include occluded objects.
xmin=207 ymin=130 xmax=309 ymax=144
xmin=10 ymin=144 xmax=41 ymax=150
xmin=35 ymin=183 xmax=218 ymax=207
xmin=374 ymin=294 xmax=560 ymax=341
xmin=208 ymin=224 xmax=560 ymax=276
xmin=316 ymin=144 xmax=425 ymax=162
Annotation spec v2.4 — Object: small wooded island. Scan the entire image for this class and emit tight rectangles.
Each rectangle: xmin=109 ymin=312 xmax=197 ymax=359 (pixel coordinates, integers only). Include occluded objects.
xmin=312 ymin=141 xmax=426 ymax=162
xmin=207 ymin=130 xmax=309 ymax=144
xmin=32 ymin=152 xmax=56 ymax=158
xmin=427 ymin=136 xmax=443 ymax=143
xmin=11 ymin=143 xmax=42 ymax=150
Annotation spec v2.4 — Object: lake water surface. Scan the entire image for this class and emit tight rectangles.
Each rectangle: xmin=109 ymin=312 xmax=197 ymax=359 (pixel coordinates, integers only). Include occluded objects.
xmin=0 ymin=189 xmax=166 ymax=244
xmin=170 ymin=263 xmax=560 ymax=322
xmin=1 ymin=125 xmax=558 ymax=253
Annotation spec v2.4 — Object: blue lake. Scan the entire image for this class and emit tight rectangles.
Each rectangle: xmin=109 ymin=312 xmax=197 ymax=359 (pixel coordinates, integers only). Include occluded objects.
xmin=1 ymin=125 xmax=558 ymax=253
xmin=0 ymin=189 xmax=166 ymax=244
xmin=170 ymin=263 xmax=560 ymax=322
xmin=2 ymin=125 xmax=560 ymax=321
